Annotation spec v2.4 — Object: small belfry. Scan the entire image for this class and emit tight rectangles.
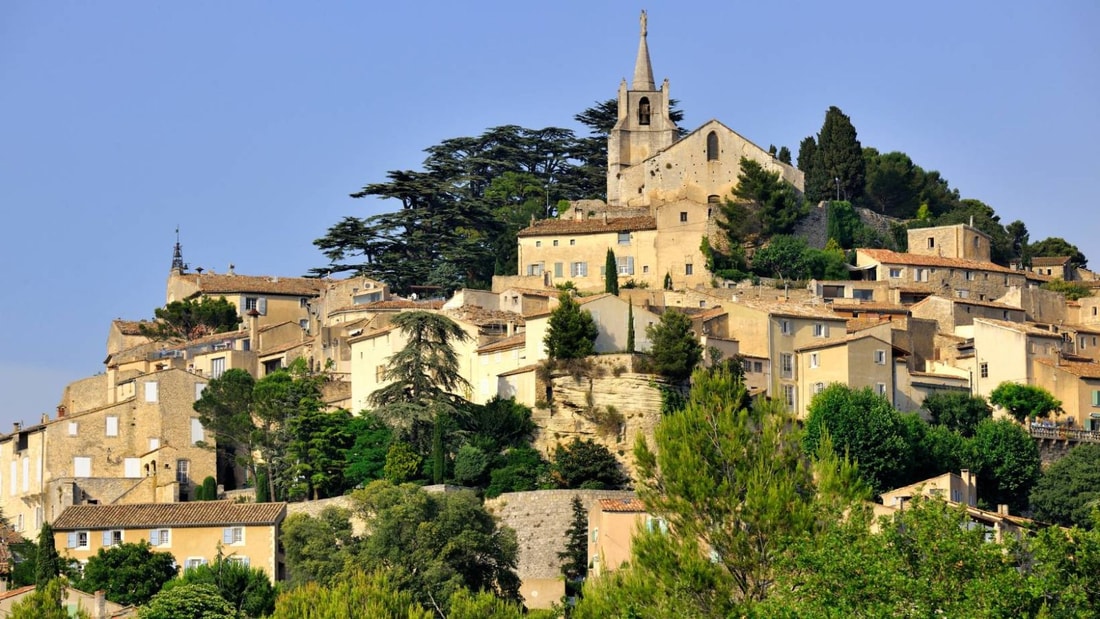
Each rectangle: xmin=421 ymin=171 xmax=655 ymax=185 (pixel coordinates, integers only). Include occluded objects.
xmin=170 ymin=226 xmax=187 ymax=273
xmin=607 ymin=10 xmax=678 ymax=205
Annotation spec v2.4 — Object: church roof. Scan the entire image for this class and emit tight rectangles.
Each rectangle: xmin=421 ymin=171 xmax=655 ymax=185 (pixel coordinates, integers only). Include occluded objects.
xmin=517 ymin=215 xmax=656 ymax=237
xmin=177 ymin=272 xmax=325 ymax=297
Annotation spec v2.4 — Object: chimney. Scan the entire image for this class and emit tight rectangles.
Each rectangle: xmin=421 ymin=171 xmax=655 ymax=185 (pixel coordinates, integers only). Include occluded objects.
xmin=56 ymin=405 xmax=66 ymax=418
xmin=12 ymin=422 xmax=20 ymax=433
xmin=507 ymin=320 xmax=515 ymax=337
xmin=997 ymin=504 xmax=1009 ymax=516
xmin=228 ymin=263 xmax=235 ymax=275
xmin=603 ymin=212 xmax=608 ymax=224
xmin=95 ymin=590 xmax=107 ymax=619
xmin=41 ymin=414 xmax=49 ymax=424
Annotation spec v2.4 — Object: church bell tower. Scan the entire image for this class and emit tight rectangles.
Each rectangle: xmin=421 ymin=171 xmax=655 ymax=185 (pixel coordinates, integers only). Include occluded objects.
xmin=607 ymin=10 xmax=678 ymax=206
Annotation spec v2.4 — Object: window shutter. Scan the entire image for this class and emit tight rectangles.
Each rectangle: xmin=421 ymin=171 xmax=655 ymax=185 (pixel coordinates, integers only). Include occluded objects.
xmin=257 ymin=297 xmax=267 ymax=315
xmin=149 ymin=529 xmax=159 ymax=546
xmin=223 ymin=527 xmax=233 ymax=544
xmin=822 ymin=324 xmax=829 ymax=337
xmin=67 ymin=533 xmax=77 ymax=548
xmin=102 ymin=531 xmax=112 ymax=546
xmin=239 ymin=556 xmax=250 ymax=567
xmin=627 ymin=257 xmax=634 ymax=274
xmin=1093 ymin=390 xmax=1100 ymax=407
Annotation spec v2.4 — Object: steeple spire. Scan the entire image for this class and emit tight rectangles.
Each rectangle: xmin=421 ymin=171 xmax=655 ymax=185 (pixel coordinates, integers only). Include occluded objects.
xmin=171 ymin=226 xmax=186 ymax=273
xmin=632 ymin=10 xmax=655 ymax=90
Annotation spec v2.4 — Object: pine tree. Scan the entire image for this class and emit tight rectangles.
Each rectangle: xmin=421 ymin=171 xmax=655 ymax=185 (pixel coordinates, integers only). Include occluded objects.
xmin=604 ymin=248 xmax=619 ymax=295
xmin=35 ymin=523 xmax=60 ymax=589
xmin=559 ymin=496 xmax=589 ymax=594
xmin=777 ymin=146 xmax=792 ymax=165
xmin=544 ymin=293 xmax=598 ymax=360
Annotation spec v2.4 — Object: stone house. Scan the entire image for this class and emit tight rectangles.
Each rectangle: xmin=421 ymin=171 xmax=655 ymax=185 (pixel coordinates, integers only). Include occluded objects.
xmin=1032 ymin=358 xmax=1100 ymax=430
xmin=0 ymin=585 xmax=135 ymax=618
xmin=1 ymin=368 xmax=215 ymax=533
xmin=1028 ymin=256 xmax=1074 ymax=280
xmin=795 ymin=334 xmax=900 ymax=418
xmin=516 ymin=215 xmax=659 ymax=292
xmin=720 ymin=296 xmax=848 ymax=412
xmin=970 ymin=318 xmax=1065 ymax=403
xmin=854 ymin=247 xmax=1029 ymax=304
xmin=909 ymin=295 xmax=1027 ymax=334
xmin=906 ymin=223 xmax=993 ymax=263
xmin=53 ymin=501 xmax=287 ymax=580
xmin=587 ymin=496 xmax=652 ymax=578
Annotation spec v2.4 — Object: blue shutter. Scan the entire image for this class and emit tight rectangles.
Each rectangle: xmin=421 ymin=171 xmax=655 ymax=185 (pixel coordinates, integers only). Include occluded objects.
xmin=102 ymin=531 xmax=112 ymax=546
xmin=67 ymin=533 xmax=77 ymax=549
xmin=223 ymin=527 xmax=233 ymax=544
xmin=149 ymin=529 xmax=159 ymax=546
xmin=1093 ymin=390 xmax=1100 ymax=407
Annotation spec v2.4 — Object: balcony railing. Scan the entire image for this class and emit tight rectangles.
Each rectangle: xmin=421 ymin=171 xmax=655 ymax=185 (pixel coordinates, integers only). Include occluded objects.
xmin=1028 ymin=424 xmax=1100 ymax=444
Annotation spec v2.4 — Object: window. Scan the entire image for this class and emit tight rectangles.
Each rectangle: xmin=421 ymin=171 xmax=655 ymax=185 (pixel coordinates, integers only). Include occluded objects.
xmin=191 ymin=418 xmax=204 ymax=445
xmin=889 ymin=268 xmax=902 ymax=279
xmin=105 ymin=416 xmax=119 ymax=437
xmin=685 ymin=263 xmax=693 ymax=275
xmin=591 ymin=528 xmax=599 ymax=542
xmin=570 ymin=239 xmax=575 ymax=246
xmin=299 ymin=318 xmax=309 ymax=331
xmin=228 ymin=556 xmax=250 ymax=567
xmin=185 ymin=558 xmax=208 ymax=571
xmin=21 ymin=457 xmax=28 ymax=492
xmin=927 ymin=237 xmax=935 ymax=249
xmin=753 ymin=361 xmax=763 ymax=373
xmin=570 ymin=262 xmax=588 ymax=277
xmin=300 ymin=297 xmax=309 ymax=308
xmin=980 ymin=362 xmax=989 ymax=378
xmin=742 ymin=359 xmax=753 ymax=373
xmin=149 ymin=438 xmax=161 ymax=451
xmin=956 ymin=289 xmax=970 ymax=299
xmin=706 ymin=131 xmax=719 ymax=161
xmin=554 ymin=262 xmax=563 ymax=278
xmin=553 ymin=239 xmax=559 ymax=247
xmin=810 ymin=353 xmax=820 ymax=369
xmin=780 ymin=353 xmax=794 ymax=379
xmin=876 ymin=383 xmax=887 ymax=396
xmin=67 ymin=531 xmax=90 ymax=549
xmin=102 ymin=530 xmax=123 ymax=547
xmin=68 ymin=422 xmax=78 ymax=436
xmin=195 ymin=383 xmax=206 ymax=400
xmin=679 ymin=211 xmax=688 ymax=222
xmin=244 ymin=297 xmax=258 ymax=311
xmin=915 ymin=268 xmax=928 ymax=282
xmin=144 ymin=381 xmax=158 ymax=402
xmin=124 ymin=458 xmax=141 ymax=478
xmin=618 ymin=232 xmax=631 ymax=245
xmin=813 ymin=323 xmax=829 ymax=338
xmin=1092 ymin=390 xmax=1100 ymax=407
xmin=535 ymin=240 xmax=541 ymax=247
xmin=642 ymin=265 xmax=649 ymax=274
xmin=645 ymin=516 xmax=668 ymax=534
xmin=526 ymin=263 xmax=543 ymax=276
xmin=375 ymin=365 xmax=385 ymax=382
xmin=813 ymin=382 xmax=825 ymax=395
xmin=176 ymin=459 xmax=189 ymax=486
xmin=783 ymin=384 xmax=796 ymax=409
xmin=638 ymin=96 xmax=651 ymax=125
xmin=73 ymin=457 xmax=92 ymax=478
xmin=617 ymin=256 xmax=635 ymax=275
xmin=223 ymin=527 xmax=245 ymax=545
xmin=149 ymin=529 xmax=170 ymax=547
xmin=780 ymin=319 xmax=792 ymax=336
xmin=965 ymin=271 xmax=975 ymax=281
xmin=874 ymin=350 xmax=887 ymax=365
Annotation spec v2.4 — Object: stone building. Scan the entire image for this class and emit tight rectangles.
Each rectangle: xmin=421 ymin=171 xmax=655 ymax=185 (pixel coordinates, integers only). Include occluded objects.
xmin=518 ymin=12 xmax=801 ymax=291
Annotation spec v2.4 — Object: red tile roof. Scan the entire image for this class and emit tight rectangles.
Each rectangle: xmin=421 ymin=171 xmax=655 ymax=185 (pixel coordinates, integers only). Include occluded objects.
xmin=53 ymin=502 xmax=286 ymax=530
xmin=477 ymin=333 xmax=526 ymax=354
xmin=597 ymin=497 xmax=647 ymax=512
xmin=517 ymin=216 xmax=656 ymax=237
xmin=179 ymin=273 xmax=325 ymax=297
xmin=1031 ymin=256 xmax=1071 ymax=267
xmin=858 ymin=248 xmax=1021 ymax=275
xmin=1035 ymin=358 xmax=1100 ymax=379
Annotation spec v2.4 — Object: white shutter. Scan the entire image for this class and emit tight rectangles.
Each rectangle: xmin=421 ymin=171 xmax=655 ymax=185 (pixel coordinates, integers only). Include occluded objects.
xmin=106 ymin=416 xmax=119 ymax=437
xmin=73 ymin=457 xmax=91 ymax=478
xmin=67 ymin=533 xmax=78 ymax=548
xmin=102 ymin=531 xmax=113 ymax=546
xmin=257 ymin=297 xmax=267 ymax=315
xmin=191 ymin=418 xmax=204 ymax=445
xmin=627 ymin=256 xmax=635 ymax=275
xmin=124 ymin=458 xmax=141 ymax=478
xmin=149 ymin=529 xmax=159 ymax=546
xmin=21 ymin=457 xmax=28 ymax=492
xmin=145 ymin=381 xmax=158 ymax=402
xmin=149 ymin=438 xmax=161 ymax=450
xmin=195 ymin=383 xmax=206 ymax=400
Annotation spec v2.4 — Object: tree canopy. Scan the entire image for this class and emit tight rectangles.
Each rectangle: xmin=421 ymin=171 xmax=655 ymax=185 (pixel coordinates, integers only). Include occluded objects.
xmin=922 ymin=391 xmax=992 ymax=437
xmin=1029 ymin=443 xmax=1100 ymax=528
xmin=989 ymin=382 xmax=1062 ymax=422
xmin=544 ymin=293 xmax=598 ymax=360
xmin=140 ymin=296 xmax=242 ymax=341
xmin=550 ymin=438 xmax=629 ymax=490
xmin=74 ymin=541 xmax=178 ymax=607
xmin=644 ymin=309 xmax=702 ymax=381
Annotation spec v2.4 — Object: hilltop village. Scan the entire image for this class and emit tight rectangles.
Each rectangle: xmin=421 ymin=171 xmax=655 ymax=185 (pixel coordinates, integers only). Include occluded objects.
xmin=4 ymin=13 xmax=1100 ymax=617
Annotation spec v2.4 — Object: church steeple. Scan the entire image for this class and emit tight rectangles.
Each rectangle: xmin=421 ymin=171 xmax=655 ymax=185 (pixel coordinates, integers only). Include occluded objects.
xmin=632 ymin=10 xmax=655 ymax=90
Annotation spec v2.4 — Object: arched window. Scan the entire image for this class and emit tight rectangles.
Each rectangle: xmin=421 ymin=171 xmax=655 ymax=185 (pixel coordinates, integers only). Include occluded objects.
xmin=707 ymin=195 xmax=720 ymax=204
xmin=706 ymin=131 xmax=719 ymax=161
xmin=638 ymin=97 xmax=651 ymax=125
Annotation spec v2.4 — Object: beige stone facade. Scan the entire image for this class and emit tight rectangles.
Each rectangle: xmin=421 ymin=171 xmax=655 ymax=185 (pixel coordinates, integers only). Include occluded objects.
xmin=972 ymin=318 xmax=1064 ymax=403
xmin=53 ymin=501 xmax=286 ymax=579
xmin=796 ymin=334 xmax=896 ymax=418
xmin=910 ymin=295 xmax=1026 ymax=334
xmin=855 ymin=247 xmax=1030 ymax=304
xmin=906 ymin=224 xmax=992 ymax=262
xmin=1032 ymin=359 xmax=1100 ymax=429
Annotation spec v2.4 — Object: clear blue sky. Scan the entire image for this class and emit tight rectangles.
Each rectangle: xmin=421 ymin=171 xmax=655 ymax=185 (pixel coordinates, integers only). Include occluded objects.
xmin=1 ymin=2 xmax=1097 ymax=427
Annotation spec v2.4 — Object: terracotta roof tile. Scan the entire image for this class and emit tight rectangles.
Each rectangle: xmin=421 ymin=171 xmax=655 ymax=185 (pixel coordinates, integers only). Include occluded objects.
xmin=858 ymin=248 xmax=1020 ymax=275
xmin=831 ymin=302 xmax=911 ymax=314
xmin=361 ymin=299 xmax=445 ymax=310
xmin=179 ymin=273 xmax=325 ymax=297
xmin=517 ymin=216 xmax=656 ymax=237
xmin=477 ymin=333 xmax=526 ymax=354
xmin=973 ymin=318 xmax=1064 ymax=338
xmin=445 ymin=305 xmax=525 ymax=327
xmin=113 ymin=319 xmax=154 ymax=336
xmin=1031 ymin=256 xmax=1071 ymax=267
xmin=53 ymin=502 xmax=286 ymax=530
xmin=500 ymin=286 xmax=559 ymax=297
xmin=597 ymin=497 xmax=647 ymax=512
xmin=1035 ymin=358 xmax=1100 ymax=378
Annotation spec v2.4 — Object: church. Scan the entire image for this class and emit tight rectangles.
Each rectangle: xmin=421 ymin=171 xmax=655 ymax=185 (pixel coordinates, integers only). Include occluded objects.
xmin=517 ymin=11 xmax=803 ymax=291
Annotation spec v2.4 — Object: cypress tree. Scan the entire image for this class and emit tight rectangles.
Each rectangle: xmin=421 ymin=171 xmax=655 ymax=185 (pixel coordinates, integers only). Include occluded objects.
xmin=202 ymin=476 xmax=218 ymax=501
xmin=432 ymin=414 xmax=445 ymax=485
xmin=812 ymin=106 xmax=865 ymax=203
xmin=777 ymin=146 xmax=792 ymax=165
xmin=35 ymin=523 xmax=60 ymax=589
xmin=558 ymin=496 xmax=589 ymax=592
xmin=626 ymin=300 xmax=635 ymax=353
xmin=604 ymin=248 xmax=619 ymax=295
